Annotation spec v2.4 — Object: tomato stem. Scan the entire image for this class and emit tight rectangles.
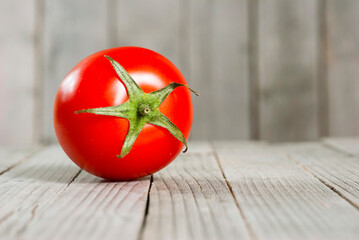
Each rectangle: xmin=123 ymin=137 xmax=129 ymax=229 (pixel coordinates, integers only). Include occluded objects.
xmin=75 ymin=56 xmax=199 ymax=158
xmin=138 ymin=104 xmax=151 ymax=116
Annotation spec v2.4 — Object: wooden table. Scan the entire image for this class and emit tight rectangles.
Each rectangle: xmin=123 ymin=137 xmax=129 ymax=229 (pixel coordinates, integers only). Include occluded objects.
xmin=1 ymin=138 xmax=359 ymax=240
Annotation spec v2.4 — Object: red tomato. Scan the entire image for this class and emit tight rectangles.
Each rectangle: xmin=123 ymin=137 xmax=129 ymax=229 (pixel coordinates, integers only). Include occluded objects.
xmin=53 ymin=47 xmax=194 ymax=180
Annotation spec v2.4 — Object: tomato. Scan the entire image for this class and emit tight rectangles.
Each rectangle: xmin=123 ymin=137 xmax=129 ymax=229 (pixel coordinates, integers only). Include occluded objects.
xmin=53 ymin=47 xmax=196 ymax=180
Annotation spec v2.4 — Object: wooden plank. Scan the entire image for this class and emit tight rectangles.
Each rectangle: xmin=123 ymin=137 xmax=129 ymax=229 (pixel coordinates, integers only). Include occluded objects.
xmin=115 ymin=0 xmax=250 ymax=140
xmin=248 ymin=0 xmax=260 ymax=140
xmin=115 ymin=0 xmax=182 ymax=69
xmin=326 ymin=0 xmax=359 ymax=136
xmin=0 ymin=145 xmax=80 ymax=239
xmin=143 ymin=143 xmax=251 ymax=240
xmin=279 ymin=142 xmax=359 ymax=208
xmin=214 ymin=142 xmax=359 ymax=240
xmin=258 ymin=0 xmax=319 ymax=141
xmin=114 ymin=0 xmax=249 ymax=140
xmin=21 ymin=172 xmax=150 ymax=240
xmin=317 ymin=0 xmax=330 ymax=137
xmin=0 ymin=146 xmax=40 ymax=174
xmin=324 ymin=138 xmax=359 ymax=156
xmin=0 ymin=0 xmax=35 ymax=146
xmin=42 ymin=0 xmax=108 ymax=143
xmin=188 ymin=0 xmax=249 ymax=140
xmin=0 ymin=145 xmax=150 ymax=240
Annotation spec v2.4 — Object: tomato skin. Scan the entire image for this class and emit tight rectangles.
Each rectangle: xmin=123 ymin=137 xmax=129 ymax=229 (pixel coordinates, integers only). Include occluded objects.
xmin=54 ymin=47 xmax=193 ymax=180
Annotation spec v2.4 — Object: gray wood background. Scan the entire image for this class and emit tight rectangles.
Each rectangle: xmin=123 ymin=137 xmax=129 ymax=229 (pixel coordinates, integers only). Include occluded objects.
xmin=1 ymin=0 xmax=359 ymax=146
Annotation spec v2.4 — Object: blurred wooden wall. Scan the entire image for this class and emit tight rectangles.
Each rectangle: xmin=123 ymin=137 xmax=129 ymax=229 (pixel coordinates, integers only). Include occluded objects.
xmin=1 ymin=0 xmax=359 ymax=146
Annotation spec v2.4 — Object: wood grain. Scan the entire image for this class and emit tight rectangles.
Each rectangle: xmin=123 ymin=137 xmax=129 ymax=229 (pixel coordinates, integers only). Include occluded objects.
xmin=1 ymin=142 xmax=359 ymax=239
xmin=142 ymin=142 xmax=251 ymax=240
xmin=0 ymin=146 xmax=80 ymax=239
xmin=21 ymin=172 xmax=150 ymax=240
xmin=258 ymin=0 xmax=319 ymax=141
xmin=324 ymin=138 xmax=359 ymax=156
xmin=215 ymin=142 xmax=359 ymax=240
xmin=279 ymin=142 xmax=359 ymax=208
xmin=41 ymin=0 xmax=108 ymax=143
xmin=248 ymin=0 xmax=260 ymax=140
xmin=113 ymin=0 xmax=250 ymax=141
xmin=0 ymin=145 xmax=151 ymax=240
xmin=3 ymin=2 xmax=359 ymax=145
xmin=0 ymin=146 xmax=40 ymax=174
xmin=317 ymin=0 xmax=330 ymax=137
xmin=188 ymin=0 xmax=249 ymax=140
xmin=0 ymin=0 xmax=35 ymax=146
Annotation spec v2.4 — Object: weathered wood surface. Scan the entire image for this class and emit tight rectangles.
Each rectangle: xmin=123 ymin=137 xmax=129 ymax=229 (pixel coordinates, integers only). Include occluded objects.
xmin=0 ymin=146 xmax=150 ymax=240
xmin=41 ymin=0 xmax=108 ymax=143
xmin=258 ymin=0 xmax=319 ymax=141
xmin=1 ymin=139 xmax=359 ymax=239
xmin=40 ymin=0 xmax=250 ymax=143
xmin=142 ymin=142 xmax=251 ymax=240
xmin=0 ymin=0 xmax=36 ymax=146
xmin=324 ymin=138 xmax=359 ymax=156
xmin=3 ymin=1 xmax=359 ymax=145
xmin=0 ymin=146 xmax=39 ymax=174
xmin=214 ymin=141 xmax=359 ymax=240
xmin=0 ymin=146 xmax=80 ymax=238
xmin=279 ymin=142 xmax=359 ymax=208
xmin=22 ymin=172 xmax=150 ymax=240
xmin=188 ymin=0 xmax=249 ymax=140
xmin=114 ymin=0 xmax=181 ymax=68
xmin=326 ymin=0 xmax=359 ymax=136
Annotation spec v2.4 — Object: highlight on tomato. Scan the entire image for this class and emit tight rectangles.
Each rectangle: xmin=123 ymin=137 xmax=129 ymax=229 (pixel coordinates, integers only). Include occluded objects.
xmin=53 ymin=47 xmax=198 ymax=180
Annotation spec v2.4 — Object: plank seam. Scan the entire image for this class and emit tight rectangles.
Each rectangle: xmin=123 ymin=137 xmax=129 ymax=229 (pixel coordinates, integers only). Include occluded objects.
xmin=311 ymin=174 xmax=359 ymax=210
xmin=321 ymin=140 xmax=357 ymax=157
xmin=43 ymin=169 xmax=83 ymax=214
xmin=248 ymin=0 xmax=260 ymax=140
xmin=317 ymin=0 xmax=330 ymax=137
xmin=212 ymin=146 xmax=258 ymax=240
xmin=280 ymin=177 xmax=331 ymax=229
xmin=138 ymin=174 xmax=153 ymax=240
xmin=66 ymin=169 xmax=82 ymax=188
xmin=278 ymin=149 xmax=359 ymax=211
xmin=0 ymin=146 xmax=43 ymax=176
xmin=53 ymin=169 xmax=82 ymax=202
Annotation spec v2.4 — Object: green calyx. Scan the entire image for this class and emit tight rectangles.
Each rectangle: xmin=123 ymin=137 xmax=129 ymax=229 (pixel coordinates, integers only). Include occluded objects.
xmin=75 ymin=56 xmax=199 ymax=158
